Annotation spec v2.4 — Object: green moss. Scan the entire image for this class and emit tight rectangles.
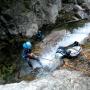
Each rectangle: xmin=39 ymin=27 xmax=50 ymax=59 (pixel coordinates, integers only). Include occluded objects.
xmin=0 ymin=35 xmax=28 ymax=83
xmin=84 ymin=43 xmax=90 ymax=49
xmin=66 ymin=20 xmax=85 ymax=30
xmin=0 ymin=65 xmax=14 ymax=80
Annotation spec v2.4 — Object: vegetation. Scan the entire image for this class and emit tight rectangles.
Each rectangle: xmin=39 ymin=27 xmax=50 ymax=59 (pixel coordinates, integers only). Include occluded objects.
xmin=0 ymin=35 xmax=27 ymax=83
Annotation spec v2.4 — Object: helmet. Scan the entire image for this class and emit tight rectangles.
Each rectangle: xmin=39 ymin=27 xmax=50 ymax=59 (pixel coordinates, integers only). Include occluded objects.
xmin=23 ymin=41 xmax=32 ymax=49
xmin=66 ymin=50 xmax=71 ymax=55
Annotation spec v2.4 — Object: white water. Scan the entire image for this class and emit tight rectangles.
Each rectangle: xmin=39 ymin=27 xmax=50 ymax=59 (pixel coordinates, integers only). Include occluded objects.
xmin=0 ymin=22 xmax=90 ymax=90
xmin=39 ymin=23 xmax=90 ymax=71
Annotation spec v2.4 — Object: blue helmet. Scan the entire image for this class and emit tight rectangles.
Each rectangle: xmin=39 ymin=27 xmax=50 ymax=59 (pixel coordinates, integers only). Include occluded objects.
xmin=23 ymin=41 xmax=32 ymax=49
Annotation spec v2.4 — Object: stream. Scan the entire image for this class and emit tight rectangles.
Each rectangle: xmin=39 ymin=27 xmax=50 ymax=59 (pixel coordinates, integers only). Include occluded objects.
xmin=0 ymin=22 xmax=90 ymax=90
xmin=38 ymin=22 xmax=90 ymax=72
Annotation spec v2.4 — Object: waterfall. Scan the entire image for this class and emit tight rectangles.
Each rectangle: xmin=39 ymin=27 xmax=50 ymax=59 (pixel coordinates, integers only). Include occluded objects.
xmin=39 ymin=22 xmax=90 ymax=71
xmin=0 ymin=22 xmax=90 ymax=90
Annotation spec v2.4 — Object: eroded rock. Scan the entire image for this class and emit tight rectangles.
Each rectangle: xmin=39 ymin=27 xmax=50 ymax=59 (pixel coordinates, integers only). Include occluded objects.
xmin=0 ymin=69 xmax=90 ymax=90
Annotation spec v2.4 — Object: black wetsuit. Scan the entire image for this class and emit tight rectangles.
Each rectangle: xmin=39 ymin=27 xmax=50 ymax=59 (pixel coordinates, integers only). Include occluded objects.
xmin=22 ymin=49 xmax=42 ymax=68
xmin=22 ymin=49 xmax=33 ymax=68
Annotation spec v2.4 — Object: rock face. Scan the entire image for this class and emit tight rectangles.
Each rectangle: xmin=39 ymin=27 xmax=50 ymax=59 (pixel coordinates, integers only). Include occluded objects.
xmin=0 ymin=1 xmax=62 ymax=81
xmin=84 ymin=0 xmax=90 ymax=3
xmin=0 ymin=69 xmax=90 ymax=90
xmin=2 ymin=0 xmax=62 ymax=37
xmin=73 ymin=4 xmax=88 ymax=19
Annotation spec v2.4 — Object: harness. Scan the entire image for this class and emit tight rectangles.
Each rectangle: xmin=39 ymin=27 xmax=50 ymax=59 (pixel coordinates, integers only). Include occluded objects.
xmin=22 ymin=49 xmax=32 ymax=61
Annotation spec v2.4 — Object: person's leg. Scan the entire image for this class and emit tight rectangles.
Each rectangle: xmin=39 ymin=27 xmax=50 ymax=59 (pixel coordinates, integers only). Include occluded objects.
xmin=28 ymin=61 xmax=33 ymax=69
xmin=31 ymin=54 xmax=43 ymax=67
xmin=35 ymin=59 xmax=43 ymax=67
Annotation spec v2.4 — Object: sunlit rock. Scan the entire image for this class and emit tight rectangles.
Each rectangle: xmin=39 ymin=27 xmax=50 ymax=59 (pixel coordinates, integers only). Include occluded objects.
xmin=26 ymin=23 xmax=38 ymax=37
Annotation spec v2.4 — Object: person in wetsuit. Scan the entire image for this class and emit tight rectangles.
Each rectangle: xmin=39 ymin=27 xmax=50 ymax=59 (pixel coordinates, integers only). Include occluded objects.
xmin=22 ymin=41 xmax=42 ymax=69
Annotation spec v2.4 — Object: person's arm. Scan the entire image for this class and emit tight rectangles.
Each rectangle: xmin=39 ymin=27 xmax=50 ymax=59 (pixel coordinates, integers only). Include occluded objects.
xmin=28 ymin=53 xmax=38 ymax=59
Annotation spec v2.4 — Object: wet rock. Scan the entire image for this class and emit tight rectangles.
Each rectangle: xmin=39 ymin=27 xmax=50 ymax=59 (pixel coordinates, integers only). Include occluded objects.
xmin=41 ymin=30 xmax=66 ymax=48
xmin=19 ymin=62 xmax=33 ymax=78
xmin=0 ymin=79 xmax=5 ymax=84
xmin=0 ymin=69 xmax=90 ymax=90
xmin=82 ymin=2 xmax=90 ymax=10
xmin=81 ymin=3 xmax=90 ymax=15
xmin=63 ymin=49 xmax=90 ymax=75
xmin=73 ymin=4 xmax=88 ymax=19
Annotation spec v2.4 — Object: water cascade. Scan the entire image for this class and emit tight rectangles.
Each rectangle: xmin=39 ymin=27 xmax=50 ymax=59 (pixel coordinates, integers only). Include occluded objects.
xmin=0 ymin=22 xmax=90 ymax=90
xmin=39 ymin=23 xmax=90 ymax=71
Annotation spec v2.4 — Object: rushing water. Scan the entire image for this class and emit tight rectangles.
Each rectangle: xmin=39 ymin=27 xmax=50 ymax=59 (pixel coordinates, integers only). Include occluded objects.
xmin=39 ymin=22 xmax=90 ymax=71
xmin=0 ymin=22 xmax=90 ymax=90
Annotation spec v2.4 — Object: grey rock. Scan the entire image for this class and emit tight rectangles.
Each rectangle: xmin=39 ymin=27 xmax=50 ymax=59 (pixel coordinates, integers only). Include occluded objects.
xmin=0 ymin=69 xmax=90 ymax=90
xmin=2 ymin=0 xmax=62 ymax=37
